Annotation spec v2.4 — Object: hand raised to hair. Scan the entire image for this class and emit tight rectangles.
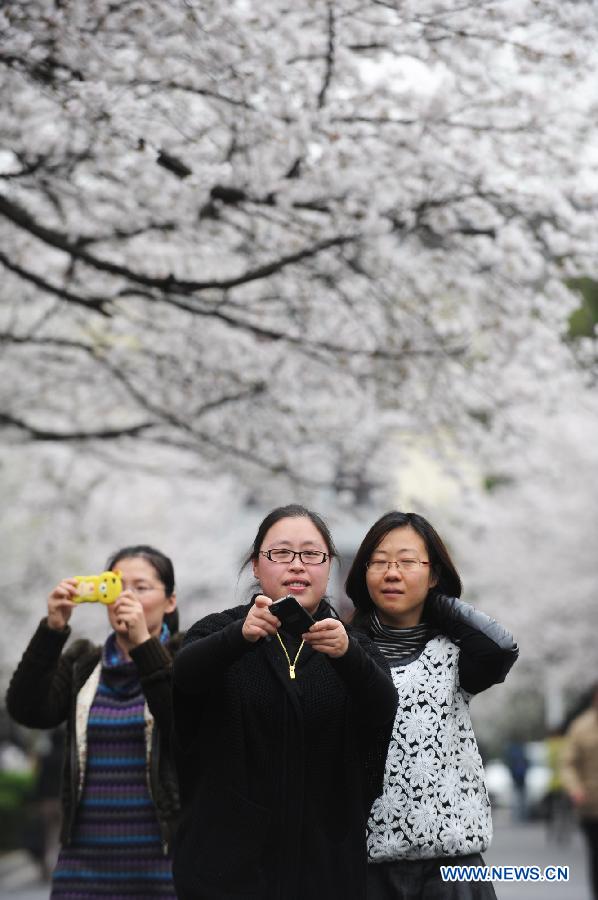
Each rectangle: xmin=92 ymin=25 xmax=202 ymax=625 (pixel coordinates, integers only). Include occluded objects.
xmin=302 ymin=618 xmax=349 ymax=658
xmin=242 ymin=594 xmax=280 ymax=642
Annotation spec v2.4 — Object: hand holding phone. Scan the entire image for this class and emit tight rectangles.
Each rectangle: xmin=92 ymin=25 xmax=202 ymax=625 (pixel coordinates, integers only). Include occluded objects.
xmin=269 ymin=595 xmax=315 ymax=638
xmin=242 ymin=595 xmax=281 ymax=642
xmin=302 ymin=618 xmax=349 ymax=658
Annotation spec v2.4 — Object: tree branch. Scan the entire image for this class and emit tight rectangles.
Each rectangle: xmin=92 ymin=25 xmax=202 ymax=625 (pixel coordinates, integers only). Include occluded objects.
xmin=0 ymin=412 xmax=153 ymax=441
xmin=0 ymin=251 xmax=111 ymax=316
xmin=165 ymin=295 xmax=464 ymax=360
xmin=332 ymin=115 xmax=532 ymax=134
xmin=0 ymin=192 xmax=359 ymax=292
xmin=317 ymin=3 xmax=335 ymax=109
xmin=0 ymin=51 xmax=85 ymax=83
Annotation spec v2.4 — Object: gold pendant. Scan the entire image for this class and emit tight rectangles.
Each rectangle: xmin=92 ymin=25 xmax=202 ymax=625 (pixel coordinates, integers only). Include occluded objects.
xmin=289 ymin=665 xmax=296 ymax=679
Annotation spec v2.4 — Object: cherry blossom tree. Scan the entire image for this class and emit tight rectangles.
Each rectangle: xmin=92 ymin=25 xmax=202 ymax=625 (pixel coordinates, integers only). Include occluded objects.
xmin=413 ymin=389 xmax=598 ymax=746
xmin=1 ymin=0 xmax=596 ymax=492
xmin=1 ymin=1 xmax=597 ymax=709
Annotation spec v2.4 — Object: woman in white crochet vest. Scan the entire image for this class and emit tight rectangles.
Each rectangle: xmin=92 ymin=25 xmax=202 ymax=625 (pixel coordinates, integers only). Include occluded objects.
xmin=346 ymin=511 xmax=519 ymax=899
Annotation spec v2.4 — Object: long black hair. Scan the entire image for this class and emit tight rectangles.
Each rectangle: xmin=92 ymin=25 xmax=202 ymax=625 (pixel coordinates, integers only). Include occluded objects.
xmin=345 ymin=511 xmax=461 ymax=627
xmin=106 ymin=544 xmax=179 ymax=634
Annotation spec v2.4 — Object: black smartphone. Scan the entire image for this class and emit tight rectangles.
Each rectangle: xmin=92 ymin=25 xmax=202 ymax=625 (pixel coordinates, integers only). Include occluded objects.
xmin=269 ymin=595 xmax=315 ymax=638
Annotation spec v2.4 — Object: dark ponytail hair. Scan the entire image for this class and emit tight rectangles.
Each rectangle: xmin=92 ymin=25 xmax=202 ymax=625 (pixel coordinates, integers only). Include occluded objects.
xmin=106 ymin=544 xmax=178 ymax=634
xmin=345 ymin=511 xmax=461 ymax=627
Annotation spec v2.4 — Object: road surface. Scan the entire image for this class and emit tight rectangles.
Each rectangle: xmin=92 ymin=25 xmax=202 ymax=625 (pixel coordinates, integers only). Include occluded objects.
xmin=0 ymin=809 xmax=592 ymax=899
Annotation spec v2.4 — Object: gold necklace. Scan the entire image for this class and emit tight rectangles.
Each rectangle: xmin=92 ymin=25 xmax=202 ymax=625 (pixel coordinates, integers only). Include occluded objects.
xmin=276 ymin=632 xmax=304 ymax=679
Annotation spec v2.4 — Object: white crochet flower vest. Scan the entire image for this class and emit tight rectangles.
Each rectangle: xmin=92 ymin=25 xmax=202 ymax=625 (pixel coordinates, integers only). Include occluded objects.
xmin=367 ymin=636 xmax=492 ymax=861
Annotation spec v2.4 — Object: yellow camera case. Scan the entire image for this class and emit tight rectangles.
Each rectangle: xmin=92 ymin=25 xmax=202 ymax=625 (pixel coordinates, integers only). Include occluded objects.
xmin=73 ymin=571 xmax=122 ymax=605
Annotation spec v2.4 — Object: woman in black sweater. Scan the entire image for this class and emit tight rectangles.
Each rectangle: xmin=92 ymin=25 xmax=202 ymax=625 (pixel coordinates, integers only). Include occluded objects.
xmin=171 ymin=504 xmax=398 ymax=900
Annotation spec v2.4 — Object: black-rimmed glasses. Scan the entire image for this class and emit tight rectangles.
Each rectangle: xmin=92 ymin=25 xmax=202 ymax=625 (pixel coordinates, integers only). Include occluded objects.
xmin=260 ymin=549 xmax=329 ymax=566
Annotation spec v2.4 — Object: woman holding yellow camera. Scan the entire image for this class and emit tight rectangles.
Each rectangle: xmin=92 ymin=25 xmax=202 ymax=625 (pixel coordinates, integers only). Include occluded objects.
xmin=6 ymin=545 xmax=182 ymax=899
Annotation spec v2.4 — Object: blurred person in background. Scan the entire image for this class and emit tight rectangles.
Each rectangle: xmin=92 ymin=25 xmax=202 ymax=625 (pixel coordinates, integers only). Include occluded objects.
xmin=505 ymin=740 xmax=529 ymax=822
xmin=29 ymin=727 xmax=64 ymax=880
xmin=346 ymin=511 xmax=519 ymax=900
xmin=544 ymin=725 xmax=573 ymax=844
xmin=562 ymin=682 xmax=598 ymax=899
xmin=5 ymin=545 xmax=182 ymax=899
xmin=171 ymin=504 xmax=398 ymax=900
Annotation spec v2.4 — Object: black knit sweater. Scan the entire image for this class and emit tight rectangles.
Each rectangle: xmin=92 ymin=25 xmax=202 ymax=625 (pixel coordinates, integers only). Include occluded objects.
xmin=172 ymin=600 xmax=398 ymax=900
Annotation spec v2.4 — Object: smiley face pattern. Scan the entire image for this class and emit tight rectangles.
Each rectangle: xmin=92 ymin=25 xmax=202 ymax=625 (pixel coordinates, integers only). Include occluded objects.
xmin=367 ymin=636 xmax=492 ymax=861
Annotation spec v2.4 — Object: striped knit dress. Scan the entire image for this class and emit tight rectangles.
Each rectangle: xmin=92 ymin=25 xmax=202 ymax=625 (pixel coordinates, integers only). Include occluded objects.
xmin=51 ymin=630 xmax=176 ymax=899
